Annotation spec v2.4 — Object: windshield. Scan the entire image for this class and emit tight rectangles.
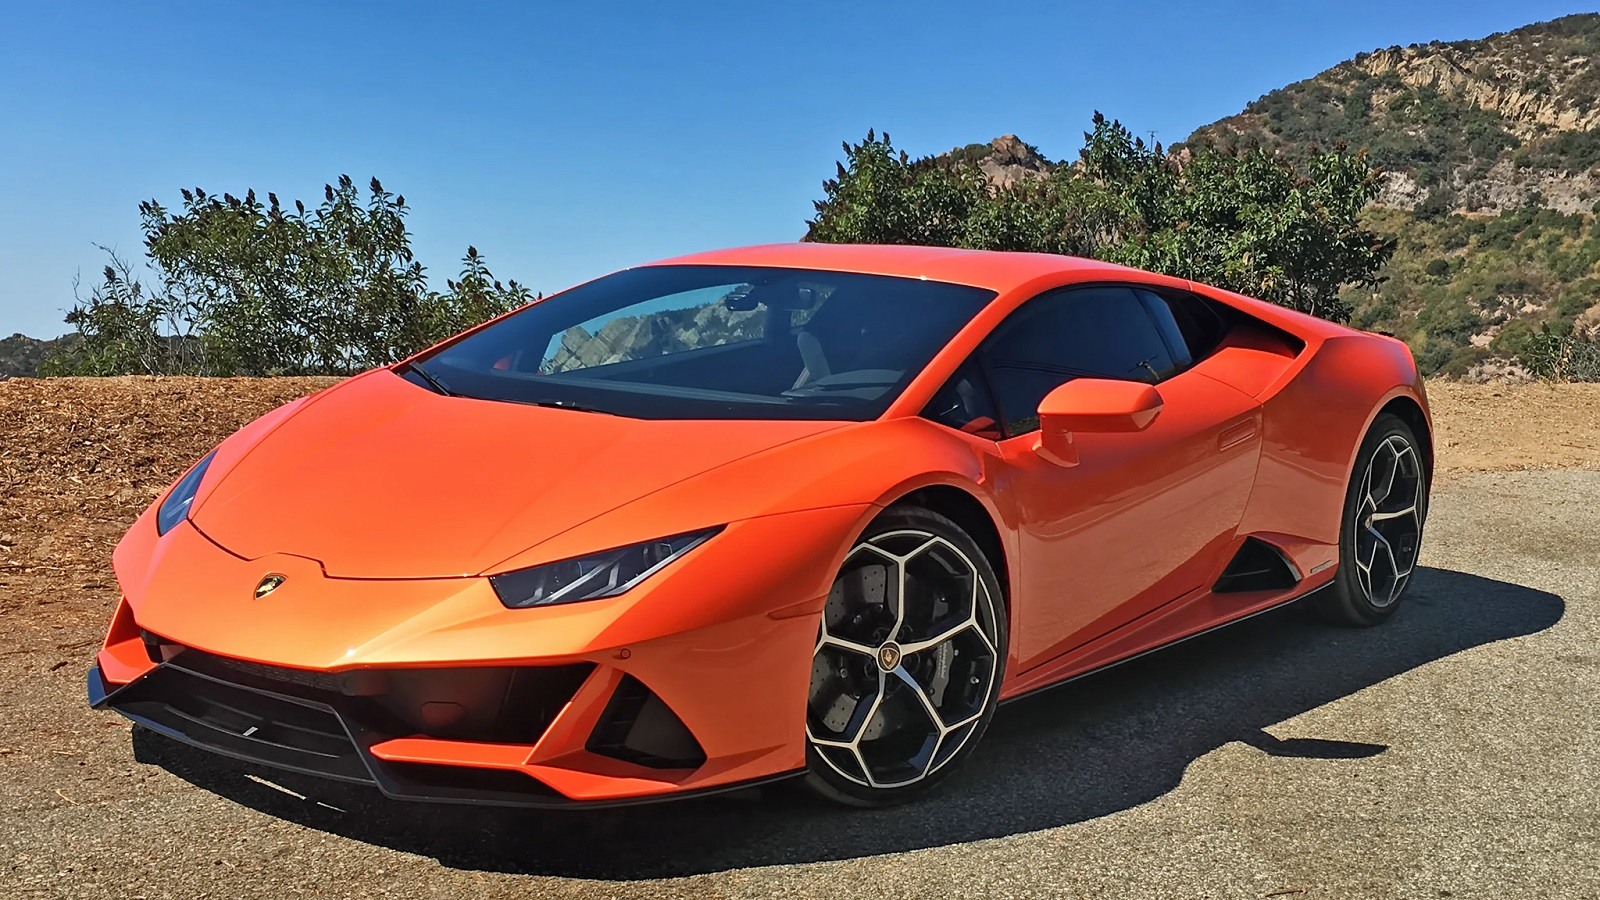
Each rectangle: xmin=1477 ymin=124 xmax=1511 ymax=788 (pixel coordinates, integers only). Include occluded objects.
xmin=408 ymin=264 xmax=995 ymax=420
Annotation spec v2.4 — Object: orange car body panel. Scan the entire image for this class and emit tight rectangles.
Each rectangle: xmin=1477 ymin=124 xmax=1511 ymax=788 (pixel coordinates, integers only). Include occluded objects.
xmin=93 ymin=243 xmax=1429 ymax=804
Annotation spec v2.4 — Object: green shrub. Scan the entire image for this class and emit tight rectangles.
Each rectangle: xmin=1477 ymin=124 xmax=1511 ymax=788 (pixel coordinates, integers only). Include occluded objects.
xmin=810 ymin=115 xmax=1393 ymax=323
xmin=1490 ymin=319 xmax=1535 ymax=358
xmin=48 ymin=178 xmax=532 ymax=376
xmin=1523 ymin=330 xmax=1600 ymax=381
xmin=1412 ymin=340 xmax=1458 ymax=375
xmin=1439 ymin=345 xmax=1489 ymax=378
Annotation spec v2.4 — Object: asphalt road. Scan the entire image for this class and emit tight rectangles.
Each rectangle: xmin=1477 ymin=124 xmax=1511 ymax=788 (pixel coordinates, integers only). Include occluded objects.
xmin=5 ymin=469 xmax=1597 ymax=899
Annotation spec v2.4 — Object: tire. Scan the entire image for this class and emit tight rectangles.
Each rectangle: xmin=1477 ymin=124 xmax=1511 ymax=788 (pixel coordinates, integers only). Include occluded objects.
xmin=1315 ymin=413 xmax=1429 ymax=626
xmin=803 ymin=506 xmax=1009 ymax=807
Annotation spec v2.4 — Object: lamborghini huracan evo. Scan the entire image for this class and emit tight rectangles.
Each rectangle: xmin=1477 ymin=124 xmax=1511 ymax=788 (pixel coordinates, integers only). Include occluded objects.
xmin=88 ymin=243 xmax=1431 ymax=808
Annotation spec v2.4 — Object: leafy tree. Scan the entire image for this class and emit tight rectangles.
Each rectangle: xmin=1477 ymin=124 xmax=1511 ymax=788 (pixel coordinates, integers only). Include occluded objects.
xmin=806 ymin=114 xmax=1393 ymax=324
xmin=47 ymin=176 xmax=531 ymax=376
xmin=805 ymin=131 xmax=989 ymax=248
xmin=41 ymin=249 xmax=199 ymax=376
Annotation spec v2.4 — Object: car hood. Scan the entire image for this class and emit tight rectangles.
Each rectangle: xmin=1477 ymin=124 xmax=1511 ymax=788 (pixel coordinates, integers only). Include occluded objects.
xmin=189 ymin=370 xmax=848 ymax=578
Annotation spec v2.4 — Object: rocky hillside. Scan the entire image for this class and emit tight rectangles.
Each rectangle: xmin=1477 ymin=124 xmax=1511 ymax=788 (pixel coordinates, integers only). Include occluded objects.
xmin=914 ymin=16 xmax=1600 ymax=379
xmin=0 ymin=333 xmax=77 ymax=378
xmin=1179 ymin=13 xmax=1600 ymax=379
xmin=1189 ymin=14 xmax=1600 ymax=215
xmin=942 ymin=134 xmax=1053 ymax=189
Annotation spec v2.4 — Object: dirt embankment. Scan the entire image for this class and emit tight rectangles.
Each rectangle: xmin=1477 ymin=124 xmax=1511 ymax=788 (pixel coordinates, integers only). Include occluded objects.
xmin=1426 ymin=381 xmax=1600 ymax=473
xmin=0 ymin=377 xmax=337 ymax=585
xmin=0 ymin=378 xmax=338 ymax=657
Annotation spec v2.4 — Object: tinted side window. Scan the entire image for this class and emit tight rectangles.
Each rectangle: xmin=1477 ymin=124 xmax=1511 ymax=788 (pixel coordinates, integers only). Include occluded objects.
xmin=1146 ymin=288 xmax=1228 ymax=362
xmin=982 ymin=286 xmax=1173 ymax=435
xmin=1134 ymin=289 xmax=1193 ymax=372
xmin=921 ymin=359 xmax=1001 ymax=439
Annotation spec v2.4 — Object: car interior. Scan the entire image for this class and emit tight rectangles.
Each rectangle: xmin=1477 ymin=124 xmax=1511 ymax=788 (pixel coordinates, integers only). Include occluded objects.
xmin=538 ymin=278 xmax=973 ymax=404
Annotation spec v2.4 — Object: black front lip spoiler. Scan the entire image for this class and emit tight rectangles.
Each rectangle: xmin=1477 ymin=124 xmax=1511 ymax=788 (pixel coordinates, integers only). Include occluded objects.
xmin=88 ymin=664 xmax=799 ymax=809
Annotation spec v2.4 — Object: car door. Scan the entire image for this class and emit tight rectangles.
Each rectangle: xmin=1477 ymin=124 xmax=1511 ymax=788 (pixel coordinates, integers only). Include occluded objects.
xmin=978 ymin=285 xmax=1263 ymax=673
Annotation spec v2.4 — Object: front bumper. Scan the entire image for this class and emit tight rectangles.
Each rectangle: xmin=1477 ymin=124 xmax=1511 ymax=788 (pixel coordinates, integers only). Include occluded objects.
xmin=93 ymin=503 xmax=876 ymax=806
xmin=88 ymin=648 xmax=797 ymax=808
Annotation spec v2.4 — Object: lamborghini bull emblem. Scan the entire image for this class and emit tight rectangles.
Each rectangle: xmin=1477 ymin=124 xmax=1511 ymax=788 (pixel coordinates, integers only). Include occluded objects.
xmin=876 ymin=642 xmax=902 ymax=672
xmin=254 ymin=574 xmax=287 ymax=599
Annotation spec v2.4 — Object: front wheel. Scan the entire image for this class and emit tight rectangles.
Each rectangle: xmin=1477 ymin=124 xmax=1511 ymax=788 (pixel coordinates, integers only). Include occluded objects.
xmin=1316 ymin=413 xmax=1429 ymax=626
xmin=803 ymin=506 xmax=1008 ymax=807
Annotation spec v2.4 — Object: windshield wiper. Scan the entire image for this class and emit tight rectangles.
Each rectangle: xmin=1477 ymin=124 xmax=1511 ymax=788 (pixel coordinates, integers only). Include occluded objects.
xmin=520 ymin=398 xmax=619 ymax=416
xmin=405 ymin=362 xmax=453 ymax=397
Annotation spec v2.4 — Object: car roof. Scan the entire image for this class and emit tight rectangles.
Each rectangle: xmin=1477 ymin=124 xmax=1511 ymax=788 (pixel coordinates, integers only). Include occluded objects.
xmin=645 ymin=243 xmax=1158 ymax=293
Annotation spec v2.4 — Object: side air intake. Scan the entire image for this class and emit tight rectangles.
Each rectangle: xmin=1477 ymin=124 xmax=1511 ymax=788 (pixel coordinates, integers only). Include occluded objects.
xmin=1214 ymin=537 xmax=1301 ymax=593
xmin=587 ymin=675 xmax=706 ymax=769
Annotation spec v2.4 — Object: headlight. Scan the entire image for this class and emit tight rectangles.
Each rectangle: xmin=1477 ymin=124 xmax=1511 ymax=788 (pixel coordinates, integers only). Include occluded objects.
xmin=156 ymin=451 xmax=216 ymax=535
xmin=490 ymin=527 xmax=722 ymax=609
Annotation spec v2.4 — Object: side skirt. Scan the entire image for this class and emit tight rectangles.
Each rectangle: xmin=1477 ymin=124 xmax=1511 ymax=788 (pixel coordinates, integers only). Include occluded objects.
xmin=999 ymin=581 xmax=1332 ymax=707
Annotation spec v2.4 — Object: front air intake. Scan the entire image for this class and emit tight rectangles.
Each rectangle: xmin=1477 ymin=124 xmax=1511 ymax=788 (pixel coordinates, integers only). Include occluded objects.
xmin=1214 ymin=537 xmax=1301 ymax=593
xmin=586 ymin=675 xmax=706 ymax=769
xmin=157 ymin=646 xmax=593 ymax=745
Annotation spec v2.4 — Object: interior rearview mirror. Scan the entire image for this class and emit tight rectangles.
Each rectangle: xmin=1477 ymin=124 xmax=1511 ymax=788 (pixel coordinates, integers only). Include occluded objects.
xmin=1034 ymin=378 xmax=1163 ymax=466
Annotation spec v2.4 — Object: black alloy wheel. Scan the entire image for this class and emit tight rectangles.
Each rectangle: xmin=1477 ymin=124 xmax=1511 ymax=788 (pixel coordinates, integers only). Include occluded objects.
xmin=1316 ymin=412 xmax=1429 ymax=626
xmin=803 ymin=506 xmax=1008 ymax=806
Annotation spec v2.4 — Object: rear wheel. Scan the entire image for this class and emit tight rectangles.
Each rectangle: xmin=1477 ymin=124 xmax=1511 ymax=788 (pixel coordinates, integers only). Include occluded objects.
xmin=803 ymin=507 xmax=1007 ymax=807
xmin=1316 ymin=413 xmax=1428 ymax=626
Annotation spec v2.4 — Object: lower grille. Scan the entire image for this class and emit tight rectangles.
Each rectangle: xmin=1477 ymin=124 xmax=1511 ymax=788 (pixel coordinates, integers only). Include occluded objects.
xmin=204 ymin=654 xmax=349 ymax=693
xmin=163 ymin=645 xmax=593 ymax=744
xmin=91 ymin=657 xmax=737 ymax=807
xmin=110 ymin=664 xmax=372 ymax=783
xmin=100 ymin=644 xmax=597 ymax=796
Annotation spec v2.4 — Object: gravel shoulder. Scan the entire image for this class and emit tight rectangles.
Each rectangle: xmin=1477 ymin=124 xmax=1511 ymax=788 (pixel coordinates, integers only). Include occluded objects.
xmin=1 ymin=378 xmax=1597 ymax=898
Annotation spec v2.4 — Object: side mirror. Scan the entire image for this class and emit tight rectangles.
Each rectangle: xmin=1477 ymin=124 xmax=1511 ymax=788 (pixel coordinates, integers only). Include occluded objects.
xmin=1034 ymin=378 xmax=1163 ymax=467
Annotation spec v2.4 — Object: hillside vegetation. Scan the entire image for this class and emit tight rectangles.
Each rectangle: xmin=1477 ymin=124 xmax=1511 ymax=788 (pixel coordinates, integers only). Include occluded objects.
xmin=802 ymin=14 xmax=1600 ymax=380
xmin=1187 ymin=13 xmax=1600 ymax=378
xmin=807 ymin=118 xmax=1392 ymax=323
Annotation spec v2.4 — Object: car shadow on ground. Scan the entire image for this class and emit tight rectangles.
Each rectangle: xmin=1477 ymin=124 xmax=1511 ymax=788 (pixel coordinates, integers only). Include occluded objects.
xmin=133 ymin=566 xmax=1563 ymax=879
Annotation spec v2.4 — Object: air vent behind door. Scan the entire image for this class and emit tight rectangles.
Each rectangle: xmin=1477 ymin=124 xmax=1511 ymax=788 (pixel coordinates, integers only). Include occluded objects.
xmin=1214 ymin=537 xmax=1301 ymax=593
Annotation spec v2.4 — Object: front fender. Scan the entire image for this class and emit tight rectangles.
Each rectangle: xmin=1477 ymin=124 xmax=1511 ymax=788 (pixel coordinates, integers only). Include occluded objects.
xmin=490 ymin=417 xmax=1003 ymax=575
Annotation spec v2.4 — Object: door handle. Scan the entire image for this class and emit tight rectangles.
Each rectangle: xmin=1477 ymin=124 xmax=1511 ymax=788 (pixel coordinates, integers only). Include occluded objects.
xmin=1219 ymin=421 xmax=1257 ymax=451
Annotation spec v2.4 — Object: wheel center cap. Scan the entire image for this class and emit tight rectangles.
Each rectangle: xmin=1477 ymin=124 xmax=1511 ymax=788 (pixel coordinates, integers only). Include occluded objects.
xmin=876 ymin=642 xmax=902 ymax=672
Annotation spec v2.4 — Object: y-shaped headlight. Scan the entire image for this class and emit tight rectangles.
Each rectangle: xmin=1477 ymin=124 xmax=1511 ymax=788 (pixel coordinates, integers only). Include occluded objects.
xmin=490 ymin=527 xmax=722 ymax=609
xmin=156 ymin=452 xmax=216 ymax=536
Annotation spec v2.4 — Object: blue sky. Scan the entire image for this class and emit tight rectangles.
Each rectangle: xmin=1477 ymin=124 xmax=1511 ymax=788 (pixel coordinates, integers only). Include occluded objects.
xmin=2 ymin=0 xmax=1595 ymax=338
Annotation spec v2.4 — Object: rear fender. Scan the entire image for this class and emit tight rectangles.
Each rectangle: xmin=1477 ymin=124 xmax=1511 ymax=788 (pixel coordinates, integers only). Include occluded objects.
xmin=1237 ymin=333 xmax=1426 ymax=569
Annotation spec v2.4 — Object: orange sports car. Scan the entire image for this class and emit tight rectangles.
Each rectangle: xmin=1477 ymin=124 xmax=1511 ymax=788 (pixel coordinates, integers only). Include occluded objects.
xmin=88 ymin=244 xmax=1431 ymax=808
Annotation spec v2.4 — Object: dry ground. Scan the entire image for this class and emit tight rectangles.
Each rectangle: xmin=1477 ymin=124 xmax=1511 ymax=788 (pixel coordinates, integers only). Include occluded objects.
xmin=1 ymin=377 xmax=1597 ymax=898
xmin=1424 ymin=380 xmax=1600 ymax=472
